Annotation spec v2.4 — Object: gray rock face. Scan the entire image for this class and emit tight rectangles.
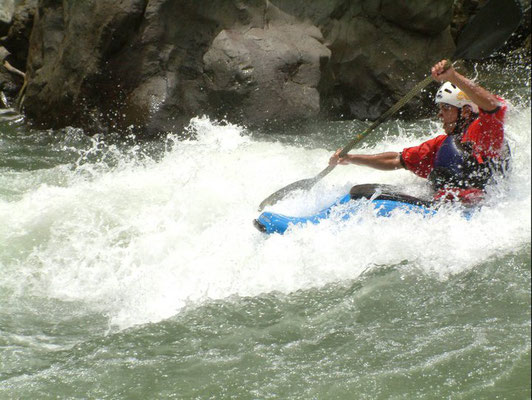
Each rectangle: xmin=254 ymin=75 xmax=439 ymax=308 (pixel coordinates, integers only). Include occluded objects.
xmin=203 ymin=11 xmax=331 ymax=126
xmin=0 ymin=46 xmax=23 ymax=105
xmin=24 ymin=0 xmax=148 ymax=129
xmin=21 ymin=0 xmax=458 ymax=135
xmin=2 ymin=0 xmax=37 ymax=70
xmin=0 ymin=0 xmax=15 ymax=37
xmin=284 ymin=0 xmax=455 ymax=120
xmin=381 ymin=0 xmax=454 ymax=35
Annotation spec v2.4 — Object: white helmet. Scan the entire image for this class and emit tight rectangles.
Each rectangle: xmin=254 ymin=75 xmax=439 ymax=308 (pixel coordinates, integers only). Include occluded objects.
xmin=435 ymin=82 xmax=479 ymax=114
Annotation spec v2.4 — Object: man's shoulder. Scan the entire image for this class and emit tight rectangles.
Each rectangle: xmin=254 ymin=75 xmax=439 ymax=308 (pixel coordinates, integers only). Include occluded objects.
xmin=420 ymin=134 xmax=448 ymax=147
xmin=478 ymin=96 xmax=507 ymax=117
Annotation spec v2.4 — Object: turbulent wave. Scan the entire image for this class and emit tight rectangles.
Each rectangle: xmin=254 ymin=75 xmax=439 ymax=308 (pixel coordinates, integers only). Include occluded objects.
xmin=0 ymin=101 xmax=530 ymax=330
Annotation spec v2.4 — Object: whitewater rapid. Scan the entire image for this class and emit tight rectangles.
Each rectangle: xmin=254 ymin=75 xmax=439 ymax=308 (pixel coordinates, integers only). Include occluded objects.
xmin=0 ymin=105 xmax=530 ymax=330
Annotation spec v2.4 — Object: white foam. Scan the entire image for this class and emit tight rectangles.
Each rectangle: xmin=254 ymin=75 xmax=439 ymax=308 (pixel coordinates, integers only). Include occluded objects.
xmin=0 ymin=110 xmax=530 ymax=329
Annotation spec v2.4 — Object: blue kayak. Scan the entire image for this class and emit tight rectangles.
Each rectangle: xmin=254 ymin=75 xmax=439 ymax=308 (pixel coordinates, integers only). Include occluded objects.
xmin=254 ymin=191 xmax=437 ymax=235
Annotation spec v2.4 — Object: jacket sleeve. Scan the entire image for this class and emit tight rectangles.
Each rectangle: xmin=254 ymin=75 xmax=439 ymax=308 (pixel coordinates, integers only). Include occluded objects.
xmin=401 ymin=135 xmax=448 ymax=178
xmin=461 ymin=97 xmax=507 ymax=161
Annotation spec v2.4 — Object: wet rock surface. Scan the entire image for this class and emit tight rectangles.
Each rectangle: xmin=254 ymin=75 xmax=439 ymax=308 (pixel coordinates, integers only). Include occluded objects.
xmin=0 ymin=0 xmax=529 ymax=135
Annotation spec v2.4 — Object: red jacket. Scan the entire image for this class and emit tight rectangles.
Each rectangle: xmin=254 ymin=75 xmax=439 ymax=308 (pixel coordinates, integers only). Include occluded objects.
xmin=401 ymin=99 xmax=507 ymax=202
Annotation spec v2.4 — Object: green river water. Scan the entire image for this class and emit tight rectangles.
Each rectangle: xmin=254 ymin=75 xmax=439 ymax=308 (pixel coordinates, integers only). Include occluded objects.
xmin=0 ymin=61 xmax=530 ymax=399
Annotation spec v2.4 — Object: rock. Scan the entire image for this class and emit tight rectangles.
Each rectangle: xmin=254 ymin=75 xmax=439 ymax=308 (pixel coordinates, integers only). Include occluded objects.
xmin=203 ymin=12 xmax=331 ymax=126
xmin=0 ymin=46 xmax=24 ymax=106
xmin=24 ymin=0 xmax=148 ymax=130
xmin=380 ymin=0 xmax=454 ymax=35
xmin=0 ymin=0 xmax=15 ymax=37
xmin=0 ymin=46 xmax=9 ymax=62
xmin=22 ymin=0 xmax=457 ymax=136
xmin=292 ymin=0 xmax=455 ymax=120
xmin=2 ymin=0 xmax=38 ymax=70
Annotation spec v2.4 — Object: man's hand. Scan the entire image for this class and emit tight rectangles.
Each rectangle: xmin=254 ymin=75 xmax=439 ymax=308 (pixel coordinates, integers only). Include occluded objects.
xmin=431 ymin=59 xmax=456 ymax=83
xmin=431 ymin=59 xmax=500 ymax=112
xmin=329 ymin=148 xmax=351 ymax=166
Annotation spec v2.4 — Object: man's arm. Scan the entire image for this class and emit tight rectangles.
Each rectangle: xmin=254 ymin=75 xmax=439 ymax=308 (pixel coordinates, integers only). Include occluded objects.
xmin=329 ymin=150 xmax=403 ymax=170
xmin=431 ymin=60 xmax=500 ymax=112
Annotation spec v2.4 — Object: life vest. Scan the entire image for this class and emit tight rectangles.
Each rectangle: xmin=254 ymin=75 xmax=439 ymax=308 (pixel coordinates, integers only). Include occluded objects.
xmin=428 ymin=135 xmax=511 ymax=191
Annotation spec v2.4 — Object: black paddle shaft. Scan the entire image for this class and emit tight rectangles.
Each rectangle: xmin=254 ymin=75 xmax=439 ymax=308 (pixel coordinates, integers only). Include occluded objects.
xmin=257 ymin=0 xmax=523 ymax=212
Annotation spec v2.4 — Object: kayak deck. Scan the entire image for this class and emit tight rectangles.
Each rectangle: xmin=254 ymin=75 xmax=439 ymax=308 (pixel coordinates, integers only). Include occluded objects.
xmin=254 ymin=193 xmax=436 ymax=235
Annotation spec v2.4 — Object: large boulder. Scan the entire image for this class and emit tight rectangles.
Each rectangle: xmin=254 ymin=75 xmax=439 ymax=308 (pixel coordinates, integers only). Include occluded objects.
xmin=203 ymin=10 xmax=331 ymax=126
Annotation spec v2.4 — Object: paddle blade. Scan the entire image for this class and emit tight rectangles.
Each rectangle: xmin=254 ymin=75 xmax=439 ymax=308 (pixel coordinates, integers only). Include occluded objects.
xmin=258 ymin=177 xmax=319 ymax=211
xmin=454 ymin=0 xmax=523 ymax=60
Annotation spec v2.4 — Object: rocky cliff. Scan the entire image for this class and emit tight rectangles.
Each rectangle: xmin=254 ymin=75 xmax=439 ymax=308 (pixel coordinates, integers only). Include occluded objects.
xmin=0 ymin=0 xmax=528 ymax=136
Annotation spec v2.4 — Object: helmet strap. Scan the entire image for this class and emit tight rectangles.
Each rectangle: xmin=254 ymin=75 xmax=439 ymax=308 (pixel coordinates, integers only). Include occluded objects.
xmin=451 ymin=110 xmax=476 ymax=137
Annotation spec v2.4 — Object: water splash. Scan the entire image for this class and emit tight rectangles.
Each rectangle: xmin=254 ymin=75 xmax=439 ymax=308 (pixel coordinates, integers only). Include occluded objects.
xmin=0 ymin=103 xmax=530 ymax=330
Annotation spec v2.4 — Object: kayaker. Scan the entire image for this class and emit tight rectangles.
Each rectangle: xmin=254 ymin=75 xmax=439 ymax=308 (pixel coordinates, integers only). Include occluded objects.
xmin=328 ymin=59 xmax=510 ymax=204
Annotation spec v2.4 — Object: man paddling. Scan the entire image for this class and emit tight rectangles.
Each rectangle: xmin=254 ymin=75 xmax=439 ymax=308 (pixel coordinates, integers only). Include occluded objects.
xmin=329 ymin=60 xmax=510 ymax=204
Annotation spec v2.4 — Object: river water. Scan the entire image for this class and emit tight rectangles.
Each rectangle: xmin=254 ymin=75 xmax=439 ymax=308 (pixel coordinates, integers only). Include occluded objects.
xmin=0 ymin=62 xmax=530 ymax=399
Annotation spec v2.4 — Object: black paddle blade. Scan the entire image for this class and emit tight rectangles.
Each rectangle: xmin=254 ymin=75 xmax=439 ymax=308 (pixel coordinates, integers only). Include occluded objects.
xmin=454 ymin=0 xmax=523 ymax=60
xmin=258 ymin=177 xmax=319 ymax=211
